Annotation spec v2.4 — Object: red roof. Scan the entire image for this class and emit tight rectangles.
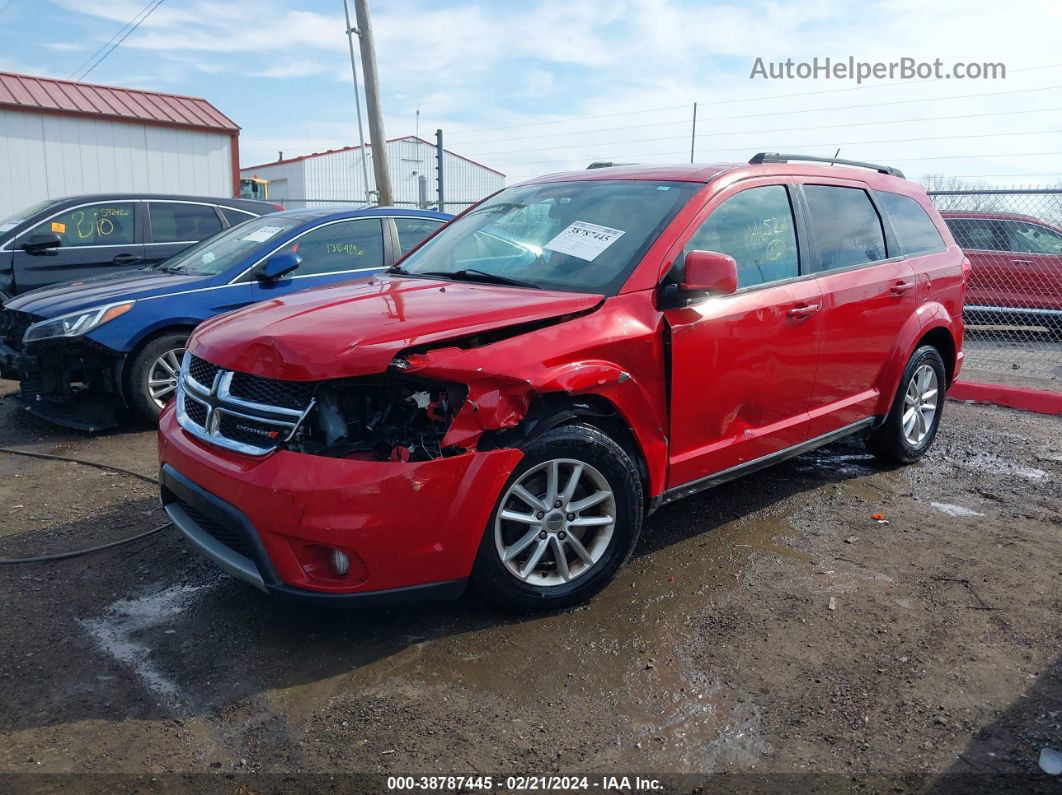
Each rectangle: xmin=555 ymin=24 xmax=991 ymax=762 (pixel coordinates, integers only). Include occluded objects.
xmin=0 ymin=71 xmax=238 ymax=134
xmin=242 ymin=135 xmax=505 ymax=177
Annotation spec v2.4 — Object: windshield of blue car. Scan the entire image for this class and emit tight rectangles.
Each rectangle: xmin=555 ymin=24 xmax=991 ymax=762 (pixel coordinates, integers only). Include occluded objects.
xmin=158 ymin=215 xmax=303 ymax=276
xmin=0 ymin=199 xmax=57 ymax=235
xmin=394 ymin=179 xmax=701 ymax=294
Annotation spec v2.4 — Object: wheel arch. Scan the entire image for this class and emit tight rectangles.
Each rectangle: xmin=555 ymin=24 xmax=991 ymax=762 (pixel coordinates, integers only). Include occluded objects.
xmin=479 ymin=391 xmax=653 ymax=513
xmin=119 ymin=323 xmax=198 ymax=400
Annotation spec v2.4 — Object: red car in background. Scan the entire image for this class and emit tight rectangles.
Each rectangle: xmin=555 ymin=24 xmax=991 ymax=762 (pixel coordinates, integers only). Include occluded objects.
xmin=941 ymin=211 xmax=1062 ymax=332
xmin=157 ymin=153 xmax=968 ymax=612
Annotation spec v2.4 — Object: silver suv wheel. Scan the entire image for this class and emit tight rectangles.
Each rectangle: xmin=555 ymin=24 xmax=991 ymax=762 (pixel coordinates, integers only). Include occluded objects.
xmin=902 ymin=363 xmax=939 ymax=446
xmin=494 ymin=458 xmax=616 ymax=587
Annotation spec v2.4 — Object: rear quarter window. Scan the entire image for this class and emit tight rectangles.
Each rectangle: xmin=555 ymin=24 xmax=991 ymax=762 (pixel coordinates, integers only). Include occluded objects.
xmin=875 ymin=191 xmax=946 ymax=256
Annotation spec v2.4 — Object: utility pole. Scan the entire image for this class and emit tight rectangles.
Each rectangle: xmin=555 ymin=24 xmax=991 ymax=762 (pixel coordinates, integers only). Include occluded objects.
xmin=435 ymin=128 xmax=445 ymax=213
xmin=690 ymin=102 xmax=698 ymax=163
xmin=342 ymin=0 xmax=371 ymax=203
xmin=353 ymin=0 xmax=393 ymax=206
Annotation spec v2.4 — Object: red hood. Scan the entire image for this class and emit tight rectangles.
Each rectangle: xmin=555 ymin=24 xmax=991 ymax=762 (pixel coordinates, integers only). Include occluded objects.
xmin=189 ymin=276 xmax=604 ymax=380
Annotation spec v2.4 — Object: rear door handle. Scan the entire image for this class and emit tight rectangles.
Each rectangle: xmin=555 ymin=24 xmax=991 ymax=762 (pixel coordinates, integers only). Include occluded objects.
xmin=890 ymin=281 xmax=915 ymax=295
xmin=1011 ymin=259 xmax=1034 ymax=266
xmin=112 ymin=253 xmax=142 ymax=265
xmin=787 ymin=303 xmax=820 ymax=319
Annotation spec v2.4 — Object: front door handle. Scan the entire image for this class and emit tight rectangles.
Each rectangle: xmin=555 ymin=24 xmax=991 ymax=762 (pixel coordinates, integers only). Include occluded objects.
xmin=112 ymin=253 xmax=142 ymax=265
xmin=890 ymin=280 xmax=915 ymax=295
xmin=1011 ymin=259 xmax=1034 ymax=266
xmin=787 ymin=303 xmax=820 ymax=319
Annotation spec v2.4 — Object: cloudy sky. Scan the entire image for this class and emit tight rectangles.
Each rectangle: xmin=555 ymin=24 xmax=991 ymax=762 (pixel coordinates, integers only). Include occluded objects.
xmin=3 ymin=0 xmax=1061 ymax=185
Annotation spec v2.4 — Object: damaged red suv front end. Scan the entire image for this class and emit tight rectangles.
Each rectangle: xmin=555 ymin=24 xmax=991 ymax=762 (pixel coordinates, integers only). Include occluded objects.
xmin=157 ymin=275 xmax=635 ymax=604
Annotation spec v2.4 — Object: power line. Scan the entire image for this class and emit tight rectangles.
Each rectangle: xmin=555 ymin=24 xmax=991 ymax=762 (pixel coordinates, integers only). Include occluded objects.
xmin=70 ymin=0 xmax=165 ymax=82
xmin=505 ymin=154 xmax=1062 ymax=182
xmin=454 ymin=84 xmax=1062 ymax=150
xmin=0 ymin=0 xmax=17 ymax=16
xmin=450 ymin=62 xmax=1062 ymax=140
xmin=465 ymin=108 xmax=1062 ymax=160
xmin=494 ymin=129 xmax=1062 ymax=169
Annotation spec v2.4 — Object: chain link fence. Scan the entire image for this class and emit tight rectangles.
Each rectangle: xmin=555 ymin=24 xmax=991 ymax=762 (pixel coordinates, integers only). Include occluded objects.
xmin=927 ymin=189 xmax=1062 ymax=392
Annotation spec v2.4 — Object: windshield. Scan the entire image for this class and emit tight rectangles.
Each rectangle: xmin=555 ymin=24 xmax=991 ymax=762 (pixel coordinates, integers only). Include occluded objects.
xmin=0 ymin=199 xmax=57 ymax=234
xmin=396 ymin=179 xmax=700 ymax=294
xmin=158 ymin=215 xmax=302 ymax=276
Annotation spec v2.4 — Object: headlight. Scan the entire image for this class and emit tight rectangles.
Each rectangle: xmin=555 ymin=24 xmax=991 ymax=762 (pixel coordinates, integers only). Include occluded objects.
xmin=23 ymin=301 xmax=135 ymax=344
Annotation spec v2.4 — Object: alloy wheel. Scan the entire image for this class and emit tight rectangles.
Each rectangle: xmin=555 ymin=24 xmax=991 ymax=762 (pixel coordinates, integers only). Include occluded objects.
xmin=147 ymin=346 xmax=186 ymax=408
xmin=494 ymin=458 xmax=616 ymax=587
xmin=902 ymin=363 xmax=939 ymax=446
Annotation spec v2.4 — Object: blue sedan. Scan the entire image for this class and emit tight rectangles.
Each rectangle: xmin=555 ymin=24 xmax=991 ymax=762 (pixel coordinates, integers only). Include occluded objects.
xmin=0 ymin=206 xmax=451 ymax=430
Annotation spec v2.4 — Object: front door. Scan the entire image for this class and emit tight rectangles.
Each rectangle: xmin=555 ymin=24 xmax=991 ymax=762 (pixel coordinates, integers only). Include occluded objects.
xmin=252 ymin=217 xmax=389 ymax=300
xmin=11 ymin=201 xmax=144 ymax=293
xmin=664 ymin=180 xmax=823 ymax=488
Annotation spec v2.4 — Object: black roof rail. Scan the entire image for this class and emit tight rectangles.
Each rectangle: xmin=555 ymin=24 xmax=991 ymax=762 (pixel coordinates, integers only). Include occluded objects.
xmin=586 ymin=161 xmax=636 ymax=169
xmin=749 ymin=152 xmax=904 ymax=178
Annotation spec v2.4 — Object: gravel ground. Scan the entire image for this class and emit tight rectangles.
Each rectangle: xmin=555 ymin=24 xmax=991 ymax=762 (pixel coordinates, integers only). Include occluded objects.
xmin=0 ymin=379 xmax=1059 ymax=792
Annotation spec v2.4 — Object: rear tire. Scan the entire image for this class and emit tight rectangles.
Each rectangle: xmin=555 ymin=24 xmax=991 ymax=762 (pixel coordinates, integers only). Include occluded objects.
xmin=126 ymin=332 xmax=187 ymax=423
xmin=866 ymin=345 xmax=946 ymax=464
xmin=471 ymin=423 xmax=643 ymax=613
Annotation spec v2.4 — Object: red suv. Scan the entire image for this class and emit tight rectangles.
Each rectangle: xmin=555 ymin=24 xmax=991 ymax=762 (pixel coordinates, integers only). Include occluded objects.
xmin=157 ymin=153 xmax=968 ymax=612
xmin=940 ymin=211 xmax=1062 ymax=331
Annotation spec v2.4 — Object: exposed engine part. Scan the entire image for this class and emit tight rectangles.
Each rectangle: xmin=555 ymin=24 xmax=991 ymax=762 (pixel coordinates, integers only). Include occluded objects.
xmin=286 ymin=376 xmax=468 ymax=461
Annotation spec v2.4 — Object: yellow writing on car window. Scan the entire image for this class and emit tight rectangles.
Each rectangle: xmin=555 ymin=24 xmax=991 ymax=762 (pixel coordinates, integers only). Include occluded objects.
xmin=326 ymin=243 xmax=365 ymax=256
xmin=69 ymin=208 xmax=129 ymax=241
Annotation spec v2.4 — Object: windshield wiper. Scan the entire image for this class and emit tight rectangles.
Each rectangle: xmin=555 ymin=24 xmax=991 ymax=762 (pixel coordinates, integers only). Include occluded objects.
xmin=419 ymin=269 xmax=541 ymax=289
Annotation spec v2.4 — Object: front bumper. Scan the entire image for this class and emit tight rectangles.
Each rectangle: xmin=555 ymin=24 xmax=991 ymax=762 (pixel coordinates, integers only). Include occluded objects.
xmin=0 ymin=337 xmax=123 ymax=431
xmin=157 ymin=407 xmax=524 ymax=603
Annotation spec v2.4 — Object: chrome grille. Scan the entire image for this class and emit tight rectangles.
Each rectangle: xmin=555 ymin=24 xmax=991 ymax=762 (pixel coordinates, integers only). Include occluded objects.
xmin=175 ymin=353 xmax=315 ymax=456
xmin=188 ymin=355 xmax=219 ymax=390
xmin=229 ymin=371 xmax=315 ymax=410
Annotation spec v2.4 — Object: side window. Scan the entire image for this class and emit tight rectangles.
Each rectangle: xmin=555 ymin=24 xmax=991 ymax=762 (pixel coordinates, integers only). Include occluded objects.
xmin=875 ymin=191 xmax=946 ymax=256
xmin=221 ymin=207 xmax=257 ymax=227
xmin=1005 ymin=221 xmax=1062 ymax=255
xmin=273 ymin=219 xmax=384 ymax=276
xmin=394 ymin=217 xmax=445 ymax=253
xmin=682 ymin=185 xmax=799 ymax=288
xmin=149 ymin=202 xmax=222 ymax=244
xmin=804 ymin=185 xmax=887 ymax=270
xmin=29 ymin=202 xmax=136 ymax=247
xmin=945 ymin=219 xmax=1004 ymax=251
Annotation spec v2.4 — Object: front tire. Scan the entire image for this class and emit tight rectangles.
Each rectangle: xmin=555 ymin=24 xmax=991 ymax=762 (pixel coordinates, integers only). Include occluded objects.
xmin=471 ymin=423 xmax=643 ymax=612
xmin=126 ymin=332 xmax=187 ymax=423
xmin=866 ymin=345 xmax=946 ymax=464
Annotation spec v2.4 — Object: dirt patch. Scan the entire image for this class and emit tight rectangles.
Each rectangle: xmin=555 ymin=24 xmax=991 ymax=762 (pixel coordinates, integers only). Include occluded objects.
xmin=0 ymin=382 xmax=1059 ymax=789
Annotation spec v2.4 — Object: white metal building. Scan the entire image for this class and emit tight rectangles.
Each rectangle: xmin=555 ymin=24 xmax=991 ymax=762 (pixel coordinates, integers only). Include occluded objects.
xmin=0 ymin=71 xmax=240 ymax=220
xmin=240 ymin=136 xmax=504 ymax=211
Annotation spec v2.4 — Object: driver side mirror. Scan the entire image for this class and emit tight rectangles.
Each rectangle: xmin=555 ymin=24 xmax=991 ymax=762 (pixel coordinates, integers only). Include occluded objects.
xmin=257 ymin=252 xmax=301 ymax=281
xmin=681 ymin=250 xmax=738 ymax=295
xmin=660 ymin=250 xmax=738 ymax=307
xmin=21 ymin=232 xmax=62 ymax=256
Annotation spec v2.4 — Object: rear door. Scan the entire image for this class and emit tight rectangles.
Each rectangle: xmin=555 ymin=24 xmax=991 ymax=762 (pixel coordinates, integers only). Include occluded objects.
xmin=11 ymin=200 xmax=144 ymax=293
xmin=799 ymin=181 xmax=917 ymax=436
xmin=944 ymin=217 xmax=1011 ymax=312
xmin=251 ymin=217 xmax=389 ymax=300
xmin=145 ymin=201 xmax=224 ymax=267
xmin=389 ymin=216 xmax=448 ymax=257
xmin=664 ymin=179 xmax=824 ymax=487
xmin=1000 ymin=219 xmax=1062 ymax=311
